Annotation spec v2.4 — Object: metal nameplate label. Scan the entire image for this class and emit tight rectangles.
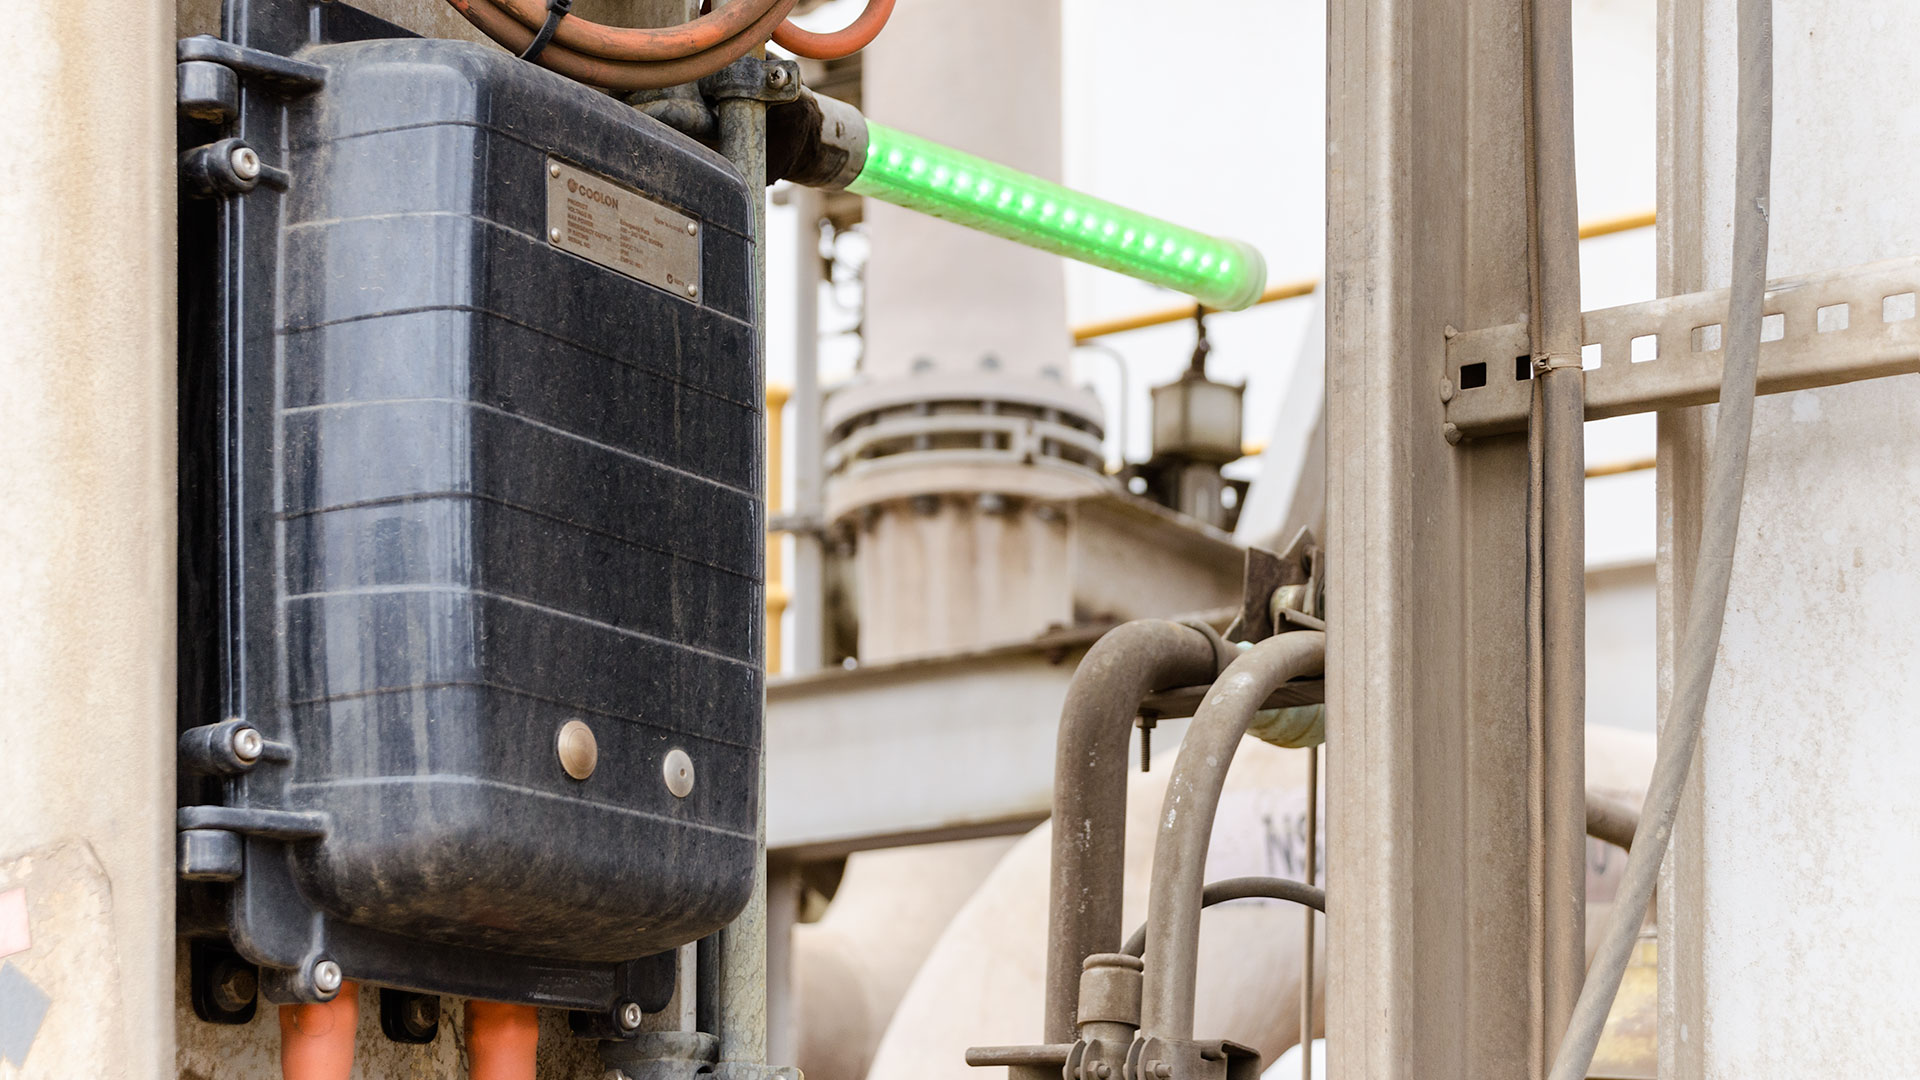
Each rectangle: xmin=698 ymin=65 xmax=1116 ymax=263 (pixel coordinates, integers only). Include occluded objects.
xmin=545 ymin=157 xmax=701 ymax=298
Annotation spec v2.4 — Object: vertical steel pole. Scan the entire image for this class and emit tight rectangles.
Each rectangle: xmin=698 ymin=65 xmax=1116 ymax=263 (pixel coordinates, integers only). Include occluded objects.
xmin=1301 ymin=745 xmax=1319 ymax=1080
xmin=1523 ymin=0 xmax=1589 ymax=1068
xmin=716 ymin=60 xmax=770 ymax=1068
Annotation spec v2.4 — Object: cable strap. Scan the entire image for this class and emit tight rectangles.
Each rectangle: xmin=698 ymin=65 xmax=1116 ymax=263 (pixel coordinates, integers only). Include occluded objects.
xmin=520 ymin=0 xmax=572 ymax=62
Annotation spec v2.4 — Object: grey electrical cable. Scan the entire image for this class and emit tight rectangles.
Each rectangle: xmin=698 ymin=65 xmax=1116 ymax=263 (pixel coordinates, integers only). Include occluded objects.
xmin=1545 ymin=1 xmax=1772 ymax=1077
xmin=1119 ymin=876 xmax=1326 ymax=957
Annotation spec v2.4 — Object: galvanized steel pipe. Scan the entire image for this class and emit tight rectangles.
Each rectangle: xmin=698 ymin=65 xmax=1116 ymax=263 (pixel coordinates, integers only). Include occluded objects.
xmin=1043 ymin=620 xmax=1222 ymax=1043
xmin=1137 ymin=631 xmax=1326 ymax=1041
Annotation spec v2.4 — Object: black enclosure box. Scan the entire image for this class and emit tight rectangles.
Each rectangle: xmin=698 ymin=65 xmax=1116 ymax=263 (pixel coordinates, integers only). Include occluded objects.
xmin=177 ymin=3 xmax=760 ymax=1012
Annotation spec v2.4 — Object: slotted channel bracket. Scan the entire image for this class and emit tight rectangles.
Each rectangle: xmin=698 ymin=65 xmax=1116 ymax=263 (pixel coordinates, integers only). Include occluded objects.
xmin=1442 ymin=255 xmax=1920 ymax=440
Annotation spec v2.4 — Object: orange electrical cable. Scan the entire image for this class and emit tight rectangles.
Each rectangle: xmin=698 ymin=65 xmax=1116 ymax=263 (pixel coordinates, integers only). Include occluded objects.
xmin=447 ymin=0 xmax=797 ymax=90
xmin=466 ymin=1000 xmax=540 ymax=1080
xmin=770 ymin=0 xmax=895 ymax=59
xmin=280 ymin=981 xmax=359 ymax=1080
xmin=489 ymin=0 xmax=774 ymax=61
xmin=445 ymin=0 xmax=889 ymax=89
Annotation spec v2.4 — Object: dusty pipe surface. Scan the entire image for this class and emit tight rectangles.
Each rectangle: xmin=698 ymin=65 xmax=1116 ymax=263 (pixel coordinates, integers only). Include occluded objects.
xmin=1043 ymin=620 xmax=1221 ymax=1043
xmin=714 ymin=71 xmax=771 ymax=1068
xmin=1585 ymin=792 xmax=1639 ymax=852
xmin=1526 ymin=0 xmax=1589 ymax=1058
xmin=1137 ymin=631 xmax=1326 ymax=1041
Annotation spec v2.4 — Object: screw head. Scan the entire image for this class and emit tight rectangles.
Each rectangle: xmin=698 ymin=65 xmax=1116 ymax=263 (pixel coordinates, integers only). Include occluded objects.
xmin=685 ymin=282 xmax=699 ymax=299
xmin=230 ymin=725 xmax=263 ymax=764
xmin=550 ymin=162 xmax=563 ymax=178
xmin=228 ymin=145 xmax=261 ymax=181
xmin=311 ymin=959 xmax=343 ymax=994
xmin=663 ymin=748 xmax=695 ymax=798
xmin=618 ymin=1000 xmax=644 ymax=1030
xmin=549 ymin=226 xmax=563 ymax=243
xmin=766 ymin=66 xmax=790 ymax=89
xmin=686 ymin=221 xmax=699 ymax=236
xmin=557 ymin=720 xmax=599 ymax=780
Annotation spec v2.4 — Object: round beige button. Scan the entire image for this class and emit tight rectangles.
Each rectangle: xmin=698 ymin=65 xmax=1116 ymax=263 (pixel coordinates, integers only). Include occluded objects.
xmin=663 ymin=748 xmax=694 ymax=798
xmin=557 ymin=720 xmax=598 ymax=780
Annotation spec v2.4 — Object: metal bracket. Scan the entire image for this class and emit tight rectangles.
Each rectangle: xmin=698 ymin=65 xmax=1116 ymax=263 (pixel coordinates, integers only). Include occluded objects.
xmin=177 ymin=35 xmax=327 ymax=95
xmin=1124 ymin=1036 xmax=1262 ymax=1080
xmin=698 ymin=55 xmax=802 ymax=104
xmin=176 ymin=805 xmax=329 ymax=840
xmin=1442 ymin=254 xmax=1920 ymax=440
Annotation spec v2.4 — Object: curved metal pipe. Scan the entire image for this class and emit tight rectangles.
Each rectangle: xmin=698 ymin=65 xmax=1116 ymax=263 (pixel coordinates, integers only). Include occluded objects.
xmin=1138 ymin=631 xmax=1326 ymax=1041
xmin=1585 ymin=791 xmax=1639 ymax=852
xmin=1120 ymin=876 xmax=1325 ymax=957
xmin=1043 ymin=620 xmax=1223 ymax=1043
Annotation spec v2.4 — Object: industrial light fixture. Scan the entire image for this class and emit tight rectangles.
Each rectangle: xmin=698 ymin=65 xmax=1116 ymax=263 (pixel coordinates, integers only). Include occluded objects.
xmin=785 ymin=96 xmax=1268 ymax=311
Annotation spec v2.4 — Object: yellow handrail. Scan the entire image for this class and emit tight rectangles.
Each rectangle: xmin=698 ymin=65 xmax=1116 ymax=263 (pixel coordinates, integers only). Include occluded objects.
xmin=1070 ymin=209 xmax=1656 ymax=344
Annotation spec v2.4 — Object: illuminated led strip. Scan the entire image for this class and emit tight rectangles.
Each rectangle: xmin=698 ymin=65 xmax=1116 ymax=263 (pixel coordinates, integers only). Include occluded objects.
xmin=846 ymin=121 xmax=1268 ymax=311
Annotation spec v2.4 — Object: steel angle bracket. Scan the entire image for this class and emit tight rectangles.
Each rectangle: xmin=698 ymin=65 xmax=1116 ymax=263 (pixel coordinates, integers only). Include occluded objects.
xmin=1441 ymin=255 xmax=1920 ymax=440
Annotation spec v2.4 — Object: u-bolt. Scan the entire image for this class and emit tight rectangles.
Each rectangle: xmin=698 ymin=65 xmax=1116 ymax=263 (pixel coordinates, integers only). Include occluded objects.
xmin=280 ymin=980 xmax=358 ymax=1080
xmin=467 ymin=999 xmax=540 ymax=1080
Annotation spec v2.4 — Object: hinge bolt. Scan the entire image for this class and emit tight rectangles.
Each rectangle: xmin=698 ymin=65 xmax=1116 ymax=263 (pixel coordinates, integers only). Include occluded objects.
xmin=311 ymin=959 xmax=343 ymax=994
xmin=228 ymin=145 xmax=261 ymax=182
xmin=230 ymin=726 xmax=263 ymax=764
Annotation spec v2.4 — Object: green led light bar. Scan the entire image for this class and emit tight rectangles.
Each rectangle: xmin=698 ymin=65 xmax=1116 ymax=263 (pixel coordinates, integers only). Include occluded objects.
xmin=846 ymin=121 xmax=1267 ymax=311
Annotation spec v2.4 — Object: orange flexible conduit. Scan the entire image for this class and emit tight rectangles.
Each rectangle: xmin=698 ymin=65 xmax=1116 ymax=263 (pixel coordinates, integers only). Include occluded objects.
xmin=467 ymin=1000 xmax=541 ymax=1080
xmin=443 ymin=0 xmax=893 ymax=90
xmin=280 ymin=981 xmax=359 ymax=1080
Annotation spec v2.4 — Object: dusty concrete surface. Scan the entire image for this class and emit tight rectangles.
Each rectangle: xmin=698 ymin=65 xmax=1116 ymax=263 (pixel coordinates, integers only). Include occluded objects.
xmin=0 ymin=0 xmax=178 ymax=1071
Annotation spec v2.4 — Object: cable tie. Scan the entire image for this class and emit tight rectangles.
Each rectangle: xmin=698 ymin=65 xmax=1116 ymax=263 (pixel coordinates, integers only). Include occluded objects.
xmin=519 ymin=0 xmax=572 ymax=63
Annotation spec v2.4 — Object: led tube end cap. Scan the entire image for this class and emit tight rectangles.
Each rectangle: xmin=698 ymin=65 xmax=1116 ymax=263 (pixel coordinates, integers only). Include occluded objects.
xmin=1202 ymin=239 xmax=1267 ymax=311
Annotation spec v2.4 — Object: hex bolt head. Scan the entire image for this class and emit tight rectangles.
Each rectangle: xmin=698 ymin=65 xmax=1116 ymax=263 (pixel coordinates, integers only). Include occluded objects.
xmin=618 ymin=1000 xmax=644 ymax=1030
xmin=1152 ymin=1064 xmax=1173 ymax=1080
xmin=663 ymin=748 xmax=695 ymax=798
xmin=228 ymin=145 xmax=261 ymax=182
xmin=230 ymin=725 xmax=263 ymax=764
xmin=550 ymin=162 xmax=563 ymax=178
xmin=1094 ymin=1065 xmax=1112 ymax=1079
xmin=212 ymin=963 xmax=258 ymax=1012
xmin=549 ymin=227 xmax=564 ymax=243
xmin=312 ymin=959 xmax=344 ymax=995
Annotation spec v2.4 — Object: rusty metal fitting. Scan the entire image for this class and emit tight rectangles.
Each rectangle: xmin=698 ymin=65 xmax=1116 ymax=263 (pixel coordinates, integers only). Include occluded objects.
xmin=1077 ymin=952 xmax=1144 ymax=1028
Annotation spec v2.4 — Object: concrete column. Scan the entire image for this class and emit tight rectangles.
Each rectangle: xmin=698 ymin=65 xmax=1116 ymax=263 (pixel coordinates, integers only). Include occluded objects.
xmin=861 ymin=0 xmax=1069 ymax=382
xmin=0 ymin=0 xmax=178 ymax=1075
xmin=1658 ymin=1 xmax=1920 ymax=1074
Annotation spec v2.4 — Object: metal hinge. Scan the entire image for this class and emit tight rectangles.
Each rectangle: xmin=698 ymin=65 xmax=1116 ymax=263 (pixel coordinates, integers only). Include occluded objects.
xmin=1441 ymin=254 xmax=1920 ymax=440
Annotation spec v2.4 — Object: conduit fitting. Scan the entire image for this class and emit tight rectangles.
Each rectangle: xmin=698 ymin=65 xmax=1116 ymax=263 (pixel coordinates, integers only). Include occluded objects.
xmin=1065 ymin=954 xmax=1143 ymax=1080
xmin=467 ymin=999 xmax=540 ymax=1080
xmin=280 ymin=979 xmax=358 ymax=1080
